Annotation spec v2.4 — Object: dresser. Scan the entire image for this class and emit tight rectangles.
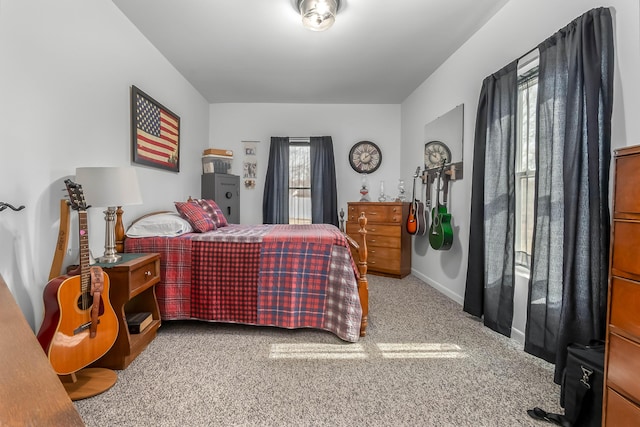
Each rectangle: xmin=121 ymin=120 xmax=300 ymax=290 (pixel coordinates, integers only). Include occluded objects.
xmin=603 ymin=145 xmax=640 ymax=425
xmin=346 ymin=202 xmax=411 ymax=278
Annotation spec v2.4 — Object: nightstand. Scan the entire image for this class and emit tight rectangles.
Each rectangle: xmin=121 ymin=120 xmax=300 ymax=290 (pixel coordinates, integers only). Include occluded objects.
xmin=91 ymin=253 xmax=161 ymax=370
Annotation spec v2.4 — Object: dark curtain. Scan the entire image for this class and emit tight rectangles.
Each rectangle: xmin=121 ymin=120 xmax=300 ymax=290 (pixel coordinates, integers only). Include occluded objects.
xmin=310 ymin=136 xmax=339 ymax=226
xmin=464 ymin=61 xmax=518 ymax=337
xmin=262 ymin=136 xmax=289 ymax=224
xmin=525 ymin=7 xmax=613 ymax=383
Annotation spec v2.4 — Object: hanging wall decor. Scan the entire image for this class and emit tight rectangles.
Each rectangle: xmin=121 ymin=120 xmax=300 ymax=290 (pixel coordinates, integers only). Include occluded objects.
xmin=242 ymin=140 xmax=258 ymax=189
xmin=131 ymin=85 xmax=180 ymax=172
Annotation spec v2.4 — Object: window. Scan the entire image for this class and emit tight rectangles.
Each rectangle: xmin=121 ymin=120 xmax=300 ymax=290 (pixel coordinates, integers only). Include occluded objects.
xmin=289 ymin=140 xmax=311 ymax=224
xmin=515 ymin=58 xmax=538 ymax=269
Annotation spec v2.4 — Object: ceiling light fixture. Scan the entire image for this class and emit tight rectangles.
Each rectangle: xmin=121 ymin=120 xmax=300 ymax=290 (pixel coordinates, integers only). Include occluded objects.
xmin=297 ymin=0 xmax=340 ymax=32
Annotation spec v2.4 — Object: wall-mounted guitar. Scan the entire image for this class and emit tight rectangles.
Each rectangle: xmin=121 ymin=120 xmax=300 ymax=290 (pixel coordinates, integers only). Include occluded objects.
xmin=37 ymin=179 xmax=118 ymax=376
xmin=406 ymin=167 xmax=427 ymax=235
xmin=428 ymin=164 xmax=453 ymax=250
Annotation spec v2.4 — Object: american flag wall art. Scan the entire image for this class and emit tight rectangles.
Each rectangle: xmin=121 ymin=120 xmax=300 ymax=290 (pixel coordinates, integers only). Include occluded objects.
xmin=131 ymin=85 xmax=180 ymax=172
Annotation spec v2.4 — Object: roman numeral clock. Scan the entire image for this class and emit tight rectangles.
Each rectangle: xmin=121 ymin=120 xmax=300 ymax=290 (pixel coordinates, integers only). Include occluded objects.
xmin=349 ymin=141 xmax=382 ymax=174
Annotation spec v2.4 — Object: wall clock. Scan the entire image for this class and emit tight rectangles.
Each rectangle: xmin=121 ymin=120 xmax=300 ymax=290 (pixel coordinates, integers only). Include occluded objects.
xmin=349 ymin=141 xmax=382 ymax=174
xmin=424 ymin=140 xmax=451 ymax=170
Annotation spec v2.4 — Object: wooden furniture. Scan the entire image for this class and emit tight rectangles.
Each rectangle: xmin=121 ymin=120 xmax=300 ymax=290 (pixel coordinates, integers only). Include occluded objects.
xmin=603 ymin=145 xmax=640 ymax=425
xmin=0 ymin=274 xmax=84 ymax=426
xmin=344 ymin=212 xmax=369 ymax=336
xmin=92 ymin=253 xmax=161 ymax=370
xmin=201 ymin=173 xmax=240 ymax=223
xmin=346 ymin=201 xmax=411 ymax=278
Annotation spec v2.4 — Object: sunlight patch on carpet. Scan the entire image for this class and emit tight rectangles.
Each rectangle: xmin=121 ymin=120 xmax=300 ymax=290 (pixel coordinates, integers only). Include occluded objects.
xmin=269 ymin=343 xmax=367 ymax=359
xmin=376 ymin=343 xmax=467 ymax=359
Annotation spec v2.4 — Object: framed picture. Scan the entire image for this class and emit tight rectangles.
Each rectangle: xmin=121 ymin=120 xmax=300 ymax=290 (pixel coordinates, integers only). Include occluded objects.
xmin=131 ymin=85 xmax=180 ymax=172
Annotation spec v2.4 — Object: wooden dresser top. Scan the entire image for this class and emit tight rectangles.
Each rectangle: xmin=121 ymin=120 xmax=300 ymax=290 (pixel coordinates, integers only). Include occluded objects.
xmin=0 ymin=275 xmax=84 ymax=426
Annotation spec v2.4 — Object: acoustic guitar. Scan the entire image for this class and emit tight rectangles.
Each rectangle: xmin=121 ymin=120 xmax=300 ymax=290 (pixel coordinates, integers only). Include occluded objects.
xmin=406 ymin=168 xmax=418 ymax=235
xmin=37 ymin=180 xmax=118 ymax=375
xmin=416 ymin=168 xmax=428 ymax=236
xmin=428 ymin=168 xmax=453 ymax=250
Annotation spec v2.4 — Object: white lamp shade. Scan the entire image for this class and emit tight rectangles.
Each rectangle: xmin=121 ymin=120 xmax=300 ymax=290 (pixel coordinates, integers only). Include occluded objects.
xmin=75 ymin=167 xmax=143 ymax=208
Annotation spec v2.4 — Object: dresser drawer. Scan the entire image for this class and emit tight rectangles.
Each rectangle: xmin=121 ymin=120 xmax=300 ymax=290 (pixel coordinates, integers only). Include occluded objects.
xmin=610 ymin=277 xmax=640 ymax=339
xmin=367 ymin=247 xmax=401 ymax=273
xmin=347 ymin=223 xmax=400 ymax=238
xmin=611 ymin=220 xmax=640 ymax=280
xmin=607 ymin=334 xmax=640 ymax=401
xmin=366 ymin=234 xmax=401 ymax=249
xmin=348 ymin=203 xmax=403 ymax=223
xmin=129 ymin=258 xmax=160 ymax=296
xmin=615 ymin=153 xmax=640 ymax=216
xmin=605 ymin=388 xmax=640 ymax=426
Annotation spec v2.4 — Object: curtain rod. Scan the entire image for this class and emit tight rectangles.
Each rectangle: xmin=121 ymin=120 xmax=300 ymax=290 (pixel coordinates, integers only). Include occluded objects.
xmin=518 ymin=45 xmax=538 ymax=62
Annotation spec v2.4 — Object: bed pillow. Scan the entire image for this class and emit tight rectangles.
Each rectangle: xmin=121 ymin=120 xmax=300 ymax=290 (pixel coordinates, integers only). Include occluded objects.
xmin=125 ymin=212 xmax=194 ymax=237
xmin=195 ymin=199 xmax=229 ymax=228
xmin=175 ymin=202 xmax=217 ymax=233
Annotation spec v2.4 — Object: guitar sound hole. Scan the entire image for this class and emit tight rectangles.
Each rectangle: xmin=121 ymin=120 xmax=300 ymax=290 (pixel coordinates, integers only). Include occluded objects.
xmin=77 ymin=292 xmax=105 ymax=314
xmin=77 ymin=292 xmax=93 ymax=311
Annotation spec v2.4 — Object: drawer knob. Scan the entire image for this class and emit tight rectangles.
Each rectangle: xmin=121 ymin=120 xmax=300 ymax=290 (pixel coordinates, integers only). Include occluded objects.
xmin=370 ymin=228 xmax=376 ymax=232
xmin=144 ymin=270 xmax=152 ymax=277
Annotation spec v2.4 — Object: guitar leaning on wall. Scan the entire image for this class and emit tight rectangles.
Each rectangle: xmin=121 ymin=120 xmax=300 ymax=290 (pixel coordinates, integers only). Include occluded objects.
xmin=428 ymin=167 xmax=453 ymax=250
xmin=37 ymin=179 xmax=119 ymax=375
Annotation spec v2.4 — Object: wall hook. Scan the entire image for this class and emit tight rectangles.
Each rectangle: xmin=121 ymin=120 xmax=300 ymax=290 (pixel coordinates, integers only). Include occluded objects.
xmin=0 ymin=202 xmax=26 ymax=212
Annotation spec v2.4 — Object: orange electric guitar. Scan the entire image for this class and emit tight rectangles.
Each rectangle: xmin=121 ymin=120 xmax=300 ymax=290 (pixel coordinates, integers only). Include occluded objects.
xmin=37 ymin=179 xmax=118 ymax=375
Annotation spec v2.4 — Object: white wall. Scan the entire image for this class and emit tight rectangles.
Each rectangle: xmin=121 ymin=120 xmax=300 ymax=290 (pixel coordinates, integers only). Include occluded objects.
xmin=401 ymin=0 xmax=640 ymax=343
xmin=0 ymin=0 xmax=210 ymax=330
xmin=209 ymin=103 xmax=401 ymax=225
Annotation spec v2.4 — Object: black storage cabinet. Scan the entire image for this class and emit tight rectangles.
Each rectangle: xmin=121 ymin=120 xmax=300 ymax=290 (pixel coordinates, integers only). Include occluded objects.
xmin=201 ymin=173 xmax=240 ymax=224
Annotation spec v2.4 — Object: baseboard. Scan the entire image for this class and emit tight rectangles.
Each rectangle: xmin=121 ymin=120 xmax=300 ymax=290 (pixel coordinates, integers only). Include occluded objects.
xmin=510 ymin=327 xmax=525 ymax=348
xmin=410 ymin=268 xmax=464 ymax=306
xmin=411 ymin=268 xmax=527 ymax=349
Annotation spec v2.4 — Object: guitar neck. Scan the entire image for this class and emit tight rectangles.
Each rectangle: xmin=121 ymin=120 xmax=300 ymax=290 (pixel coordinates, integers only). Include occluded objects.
xmin=78 ymin=211 xmax=91 ymax=294
xmin=442 ymin=172 xmax=450 ymax=207
xmin=435 ymin=173 xmax=442 ymax=206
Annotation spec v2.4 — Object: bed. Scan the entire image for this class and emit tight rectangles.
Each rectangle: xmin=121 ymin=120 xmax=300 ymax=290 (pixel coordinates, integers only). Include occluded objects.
xmin=123 ymin=200 xmax=369 ymax=342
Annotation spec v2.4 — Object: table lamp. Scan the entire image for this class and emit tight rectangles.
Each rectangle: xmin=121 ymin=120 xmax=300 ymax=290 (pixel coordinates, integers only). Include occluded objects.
xmin=75 ymin=167 xmax=143 ymax=263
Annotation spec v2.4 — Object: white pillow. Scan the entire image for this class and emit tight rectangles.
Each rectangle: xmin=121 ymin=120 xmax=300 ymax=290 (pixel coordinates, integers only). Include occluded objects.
xmin=126 ymin=212 xmax=193 ymax=237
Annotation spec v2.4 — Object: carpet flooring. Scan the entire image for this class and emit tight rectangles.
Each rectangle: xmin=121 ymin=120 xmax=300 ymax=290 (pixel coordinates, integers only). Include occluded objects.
xmin=75 ymin=274 xmax=562 ymax=426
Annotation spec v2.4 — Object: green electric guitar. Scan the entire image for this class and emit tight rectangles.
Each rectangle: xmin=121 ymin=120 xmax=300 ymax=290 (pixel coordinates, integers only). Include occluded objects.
xmin=428 ymin=168 xmax=453 ymax=250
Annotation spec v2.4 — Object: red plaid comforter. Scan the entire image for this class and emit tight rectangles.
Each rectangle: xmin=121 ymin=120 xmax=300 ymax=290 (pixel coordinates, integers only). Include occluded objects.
xmin=124 ymin=224 xmax=362 ymax=342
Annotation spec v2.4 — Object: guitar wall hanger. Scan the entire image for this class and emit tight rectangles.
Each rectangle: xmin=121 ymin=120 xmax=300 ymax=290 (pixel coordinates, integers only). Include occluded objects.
xmin=421 ymin=161 xmax=464 ymax=183
xmin=0 ymin=202 xmax=26 ymax=212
